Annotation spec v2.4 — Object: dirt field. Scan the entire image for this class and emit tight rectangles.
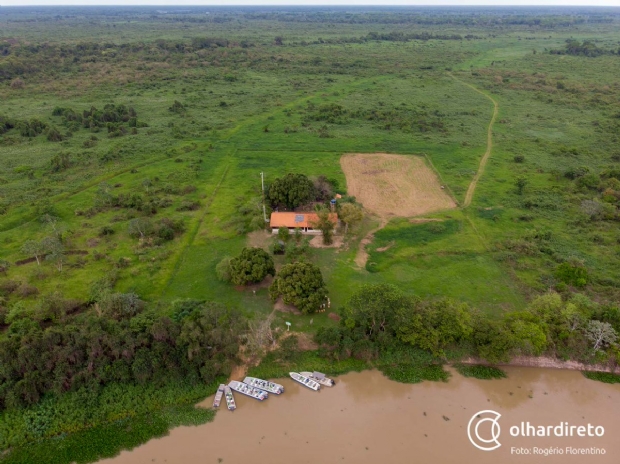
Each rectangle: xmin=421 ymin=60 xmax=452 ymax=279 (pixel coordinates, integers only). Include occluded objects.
xmin=340 ymin=153 xmax=456 ymax=219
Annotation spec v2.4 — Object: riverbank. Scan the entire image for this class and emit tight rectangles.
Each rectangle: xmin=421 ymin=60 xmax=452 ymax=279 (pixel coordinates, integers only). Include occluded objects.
xmin=99 ymin=367 xmax=620 ymax=464
xmin=460 ymin=356 xmax=618 ymax=374
xmin=0 ymin=381 xmax=221 ymax=464
xmin=2 ymin=348 xmax=618 ymax=464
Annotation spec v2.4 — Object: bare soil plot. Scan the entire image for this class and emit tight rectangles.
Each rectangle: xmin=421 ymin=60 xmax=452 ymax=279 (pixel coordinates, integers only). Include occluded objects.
xmin=308 ymin=234 xmax=344 ymax=249
xmin=246 ymin=230 xmax=272 ymax=249
xmin=340 ymin=153 xmax=456 ymax=219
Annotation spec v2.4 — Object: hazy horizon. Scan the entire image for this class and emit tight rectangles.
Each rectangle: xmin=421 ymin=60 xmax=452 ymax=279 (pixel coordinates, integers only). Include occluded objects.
xmin=2 ymin=1 xmax=620 ymax=8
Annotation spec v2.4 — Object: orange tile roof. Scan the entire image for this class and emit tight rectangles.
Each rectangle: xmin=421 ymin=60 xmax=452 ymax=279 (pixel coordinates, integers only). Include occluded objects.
xmin=270 ymin=212 xmax=338 ymax=228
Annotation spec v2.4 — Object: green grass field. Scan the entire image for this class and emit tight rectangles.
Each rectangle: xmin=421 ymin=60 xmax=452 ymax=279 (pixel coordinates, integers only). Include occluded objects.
xmin=1 ymin=6 xmax=620 ymax=462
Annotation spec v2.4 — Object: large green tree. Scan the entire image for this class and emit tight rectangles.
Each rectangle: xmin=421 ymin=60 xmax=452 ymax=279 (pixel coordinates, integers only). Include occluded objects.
xmin=311 ymin=207 xmax=335 ymax=245
xmin=267 ymin=173 xmax=315 ymax=209
xmin=229 ymin=247 xmax=275 ymax=285
xmin=472 ymin=318 xmax=517 ymax=364
xmin=339 ymin=203 xmax=363 ymax=234
xmin=343 ymin=283 xmax=414 ymax=340
xmin=21 ymin=239 xmax=46 ymax=266
xmin=269 ymin=262 xmax=327 ymax=314
xmin=395 ymin=298 xmax=474 ymax=357
xmin=504 ymin=311 xmax=548 ymax=356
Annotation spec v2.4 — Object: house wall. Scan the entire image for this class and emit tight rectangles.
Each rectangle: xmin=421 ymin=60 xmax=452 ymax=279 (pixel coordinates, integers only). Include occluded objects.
xmin=270 ymin=227 xmax=322 ymax=235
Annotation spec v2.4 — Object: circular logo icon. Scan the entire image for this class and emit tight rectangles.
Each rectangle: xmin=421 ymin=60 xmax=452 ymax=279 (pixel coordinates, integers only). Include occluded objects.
xmin=467 ymin=410 xmax=502 ymax=451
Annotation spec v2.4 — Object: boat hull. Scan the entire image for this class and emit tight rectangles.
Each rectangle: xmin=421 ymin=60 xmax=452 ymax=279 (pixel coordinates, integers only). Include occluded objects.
xmin=289 ymin=372 xmax=320 ymax=391
xmin=224 ymin=386 xmax=236 ymax=411
xmin=213 ymin=384 xmax=225 ymax=408
xmin=243 ymin=376 xmax=284 ymax=395
xmin=229 ymin=380 xmax=268 ymax=401
xmin=300 ymin=372 xmax=335 ymax=387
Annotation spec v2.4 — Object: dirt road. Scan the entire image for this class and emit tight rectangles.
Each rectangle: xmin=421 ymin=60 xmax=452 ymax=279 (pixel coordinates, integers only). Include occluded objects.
xmin=449 ymin=74 xmax=499 ymax=207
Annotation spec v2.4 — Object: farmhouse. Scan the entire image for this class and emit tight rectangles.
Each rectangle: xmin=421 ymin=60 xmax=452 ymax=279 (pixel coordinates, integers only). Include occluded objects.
xmin=270 ymin=212 xmax=338 ymax=235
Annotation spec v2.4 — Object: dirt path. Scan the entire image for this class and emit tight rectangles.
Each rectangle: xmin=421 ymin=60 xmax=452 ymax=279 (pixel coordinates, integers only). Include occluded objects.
xmin=449 ymin=74 xmax=499 ymax=207
xmin=354 ymin=218 xmax=387 ymax=269
xmin=341 ymin=153 xmax=455 ymax=269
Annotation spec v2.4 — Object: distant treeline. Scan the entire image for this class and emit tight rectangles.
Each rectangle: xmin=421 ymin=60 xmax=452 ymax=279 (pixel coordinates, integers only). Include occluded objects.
xmin=242 ymin=11 xmax=615 ymax=27
xmin=303 ymin=102 xmax=447 ymax=133
xmin=299 ymin=31 xmax=480 ymax=46
xmin=0 ymin=104 xmax=143 ymax=141
xmin=550 ymin=39 xmax=620 ymax=57
xmin=0 ymin=38 xmax=253 ymax=81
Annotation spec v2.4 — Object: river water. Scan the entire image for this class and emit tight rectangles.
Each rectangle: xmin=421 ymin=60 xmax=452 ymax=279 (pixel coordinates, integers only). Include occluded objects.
xmin=100 ymin=367 xmax=620 ymax=464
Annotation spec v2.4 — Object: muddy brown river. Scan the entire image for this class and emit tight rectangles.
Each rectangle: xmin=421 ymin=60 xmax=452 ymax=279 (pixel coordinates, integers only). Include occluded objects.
xmin=100 ymin=367 xmax=620 ymax=464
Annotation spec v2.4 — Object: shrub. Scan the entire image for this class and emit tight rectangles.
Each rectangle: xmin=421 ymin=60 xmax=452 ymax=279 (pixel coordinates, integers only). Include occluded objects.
xmin=555 ymin=261 xmax=589 ymax=287
xmin=157 ymin=226 xmax=174 ymax=241
xmin=98 ymin=226 xmax=115 ymax=236
xmin=215 ymin=257 xmax=232 ymax=283
xmin=277 ymin=226 xmax=290 ymax=243
xmin=17 ymin=283 xmax=39 ymax=297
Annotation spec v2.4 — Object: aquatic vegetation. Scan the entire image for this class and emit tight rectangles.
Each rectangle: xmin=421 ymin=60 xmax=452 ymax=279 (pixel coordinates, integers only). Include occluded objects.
xmin=454 ymin=364 xmax=507 ymax=380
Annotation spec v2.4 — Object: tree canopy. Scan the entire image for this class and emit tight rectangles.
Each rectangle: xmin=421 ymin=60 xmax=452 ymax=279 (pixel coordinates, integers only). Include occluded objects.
xmin=269 ymin=262 xmax=327 ymax=314
xmin=339 ymin=203 xmax=364 ymax=233
xmin=0 ymin=301 xmax=244 ymax=411
xmin=267 ymin=173 xmax=315 ymax=210
xmin=229 ymin=247 xmax=275 ymax=285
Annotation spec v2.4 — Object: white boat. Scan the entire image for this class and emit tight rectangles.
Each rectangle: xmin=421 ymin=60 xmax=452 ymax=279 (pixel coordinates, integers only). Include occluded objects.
xmin=243 ymin=376 xmax=284 ymax=395
xmin=300 ymin=371 xmax=335 ymax=387
xmin=213 ymin=384 xmax=225 ymax=408
xmin=289 ymin=372 xmax=320 ymax=391
xmin=229 ymin=380 xmax=269 ymax=401
xmin=224 ymin=385 xmax=236 ymax=411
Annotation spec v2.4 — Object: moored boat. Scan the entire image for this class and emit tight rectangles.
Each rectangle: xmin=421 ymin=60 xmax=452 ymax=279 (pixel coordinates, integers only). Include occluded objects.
xmin=300 ymin=371 xmax=335 ymax=387
xmin=289 ymin=372 xmax=320 ymax=391
xmin=243 ymin=376 xmax=284 ymax=395
xmin=213 ymin=384 xmax=225 ymax=408
xmin=224 ymin=385 xmax=236 ymax=411
xmin=229 ymin=380 xmax=269 ymax=401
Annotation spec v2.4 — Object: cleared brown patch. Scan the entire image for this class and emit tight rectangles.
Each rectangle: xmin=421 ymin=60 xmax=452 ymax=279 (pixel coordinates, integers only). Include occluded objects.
xmin=354 ymin=218 xmax=387 ymax=269
xmin=286 ymin=331 xmax=318 ymax=351
xmin=340 ymin=153 xmax=456 ymax=219
xmin=86 ymin=238 xmax=99 ymax=248
xmin=235 ymin=275 xmax=274 ymax=293
xmin=274 ymin=297 xmax=301 ymax=315
xmin=246 ymin=230 xmax=271 ymax=249
xmin=308 ymin=234 xmax=344 ymax=249
xmin=375 ymin=241 xmax=395 ymax=252
xmin=328 ymin=312 xmax=341 ymax=322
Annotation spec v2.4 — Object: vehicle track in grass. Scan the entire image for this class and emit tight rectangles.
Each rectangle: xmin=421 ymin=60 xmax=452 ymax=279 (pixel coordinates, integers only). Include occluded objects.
xmin=160 ymin=159 xmax=231 ymax=296
xmin=449 ymin=74 xmax=499 ymax=207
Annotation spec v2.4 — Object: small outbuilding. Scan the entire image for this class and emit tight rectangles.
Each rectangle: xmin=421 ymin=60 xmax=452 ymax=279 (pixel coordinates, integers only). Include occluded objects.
xmin=270 ymin=212 xmax=338 ymax=235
